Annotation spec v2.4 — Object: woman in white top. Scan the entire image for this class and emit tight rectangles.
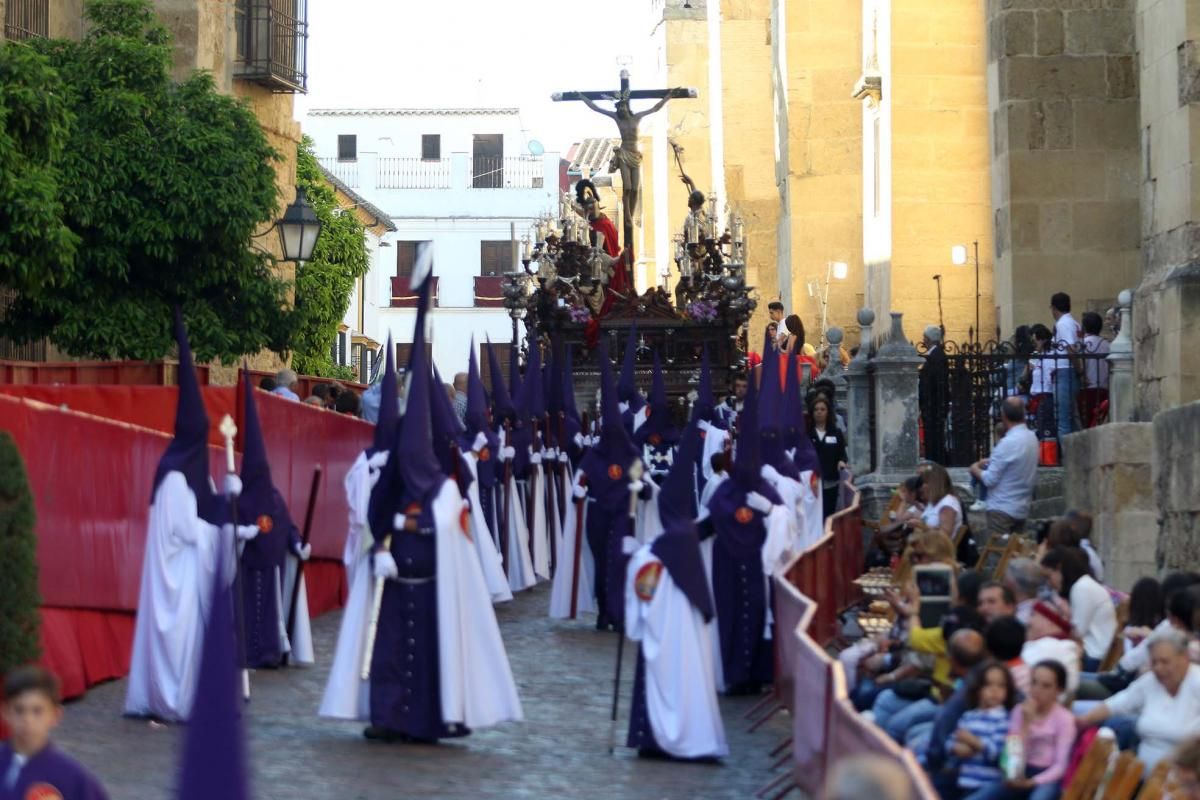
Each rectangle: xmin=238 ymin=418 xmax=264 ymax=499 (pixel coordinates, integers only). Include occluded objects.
xmin=919 ymin=463 xmax=962 ymax=538
xmin=1077 ymin=630 xmax=1200 ymax=771
xmin=1042 ymin=545 xmax=1116 ymax=671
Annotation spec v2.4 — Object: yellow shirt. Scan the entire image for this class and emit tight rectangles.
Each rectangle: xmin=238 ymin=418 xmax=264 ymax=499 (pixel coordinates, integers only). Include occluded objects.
xmin=909 ymin=625 xmax=952 ymax=689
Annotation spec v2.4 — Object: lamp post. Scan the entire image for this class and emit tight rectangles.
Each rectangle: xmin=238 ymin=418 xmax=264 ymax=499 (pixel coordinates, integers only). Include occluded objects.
xmin=951 ymin=241 xmax=980 ymax=342
xmin=502 ymin=270 xmax=527 ymax=350
xmin=277 ymin=188 xmax=322 ymax=263
xmin=820 ymin=260 xmax=849 ymax=348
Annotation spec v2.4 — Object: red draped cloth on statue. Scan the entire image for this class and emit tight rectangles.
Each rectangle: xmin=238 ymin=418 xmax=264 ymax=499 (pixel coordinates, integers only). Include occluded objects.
xmin=585 ymin=213 xmax=630 ymax=347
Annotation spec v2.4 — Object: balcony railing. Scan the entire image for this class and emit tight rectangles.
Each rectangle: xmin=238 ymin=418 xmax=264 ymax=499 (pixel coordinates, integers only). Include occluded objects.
xmin=318 ymin=158 xmax=359 ymax=188
xmin=390 ymin=276 xmax=439 ymax=309
xmin=234 ymin=0 xmax=308 ymax=93
xmin=470 ymin=156 xmax=545 ymax=190
xmin=4 ymin=0 xmax=48 ymax=41
xmin=472 ymin=276 xmax=506 ymax=308
xmin=377 ymin=158 xmax=452 ymax=190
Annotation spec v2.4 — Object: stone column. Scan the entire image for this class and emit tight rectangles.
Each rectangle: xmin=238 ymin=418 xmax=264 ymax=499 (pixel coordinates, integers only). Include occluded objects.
xmin=845 ymin=309 xmax=875 ymax=473
xmin=1107 ymin=289 xmax=1134 ymax=423
xmin=821 ymin=326 xmax=849 ymax=414
xmin=870 ymin=312 xmax=923 ymax=475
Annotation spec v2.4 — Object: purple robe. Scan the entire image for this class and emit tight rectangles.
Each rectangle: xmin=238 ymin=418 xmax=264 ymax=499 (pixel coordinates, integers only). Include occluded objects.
xmin=0 ymin=744 xmax=108 ymax=800
xmin=239 ymin=487 xmax=299 ymax=668
xmin=368 ymin=499 xmax=469 ymax=742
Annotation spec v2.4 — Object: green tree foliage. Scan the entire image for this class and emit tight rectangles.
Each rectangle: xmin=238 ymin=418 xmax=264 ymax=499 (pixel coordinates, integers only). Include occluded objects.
xmin=0 ymin=43 xmax=78 ymax=294
xmin=0 ymin=432 xmax=40 ymax=675
xmin=0 ymin=0 xmax=295 ymax=363
xmin=291 ymin=137 xmax=370 ymax=379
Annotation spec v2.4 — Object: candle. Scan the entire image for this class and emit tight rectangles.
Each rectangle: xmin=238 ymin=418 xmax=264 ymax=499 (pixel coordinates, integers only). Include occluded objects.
xmin=522 ymin=237 xmax=532 ymax=261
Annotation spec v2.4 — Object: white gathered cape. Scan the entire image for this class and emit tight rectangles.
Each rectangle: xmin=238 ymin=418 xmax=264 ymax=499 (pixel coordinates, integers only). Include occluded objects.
xmin=624 ymin=545 xmax=729 ymax=759
xmin=548 ymin=471 xmax=595 ymax=619
xmin=462 ymin=453 xmax=512 ymax=603
xmin=320 ymin=474 xmax=523 ymax=729
xmin=125 ymin=471 xmax=230 ymax=722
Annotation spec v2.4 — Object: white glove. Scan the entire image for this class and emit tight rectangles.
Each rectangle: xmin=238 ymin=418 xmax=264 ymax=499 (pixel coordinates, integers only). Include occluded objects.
xmin=530 ymin=452 xmax=542 ymax=465
xmin=500 ymin=446 xmax=516 ymax=461
xmin=367 ymin=450 xmax=390 ymax=470
xmin=295 ymin=543 xmax=312 ymax=561
xmin=232 ymin=523 xmax=259 ymax=542
xmin=621 ymin=536 xmax=640 ymax=556
xmin=573 ymin=483 xmax=588 ymax=500
xmin=746 ymin=491 xmax=774 ymax=514
xmin=472 ymin=431 xmax=489 ymax=452
xmin=618 ymin=401 xmax=630 ymax=414
xmin=224 ymin=474 xmax=243 ymax=498
xmin=558 ymin=451 xmax=570 ymax=463
xmin=697 ymin=419 xmax=714 ymax=434
xmin=573 ymin=432 xmax=585 ymax=448
xmin=628 ymin=479 xmax=645 ymax=495
xmin=373 ymin=550 xmax=399 ymax=581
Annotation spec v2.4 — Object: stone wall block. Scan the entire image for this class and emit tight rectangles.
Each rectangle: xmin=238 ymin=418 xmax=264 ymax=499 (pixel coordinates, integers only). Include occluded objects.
xmin=1035 ymin=9 xmax=1065 ymax=55
xmin=1001 ymin=55 xmax=1108 ymax=100
xmin=1073 ymin=99 xmax=1139 ymax=149
xmin=1178 ymin=41 xmax=1200 ymax=105
xmin=1065 ymin=9 xmax=1135 ymax=55
xmin=1072 ymin=200 xmax=1142 ymax=251
xmin=1003 ymin=10 xmax=1036 ymax=56
xmin=1040 ymin=201 xmax=1073 ymax=250
xmin=1106 ymin=55 xmax=1137 ymax=98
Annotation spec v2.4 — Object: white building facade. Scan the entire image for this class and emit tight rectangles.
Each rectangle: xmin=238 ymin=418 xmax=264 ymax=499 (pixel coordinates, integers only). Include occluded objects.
xmin=304 ymin=107 xmax=561 ymax=376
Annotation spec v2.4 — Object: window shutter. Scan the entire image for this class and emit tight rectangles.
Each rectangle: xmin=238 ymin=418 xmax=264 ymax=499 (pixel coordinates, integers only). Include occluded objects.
xmin=422 ymin=134 xmax=441 ymax=160
xmin=338 ymin=134 xmax=357 ymax=162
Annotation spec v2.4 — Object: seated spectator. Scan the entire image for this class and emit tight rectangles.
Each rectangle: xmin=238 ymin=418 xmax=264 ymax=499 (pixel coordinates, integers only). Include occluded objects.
xmin=325 ymin=383 xmax=344 ymax=410
xmin=1021 ymin=601 xmax=1082 ymax=696
xmin=258 ymin=376 xmax=277 ymax=392
xmin=312 ymin=383 xmax=331 ymax=406
xmin=978 ymin=582 xmax=1018 ymax=624
xmin=920 ymin=463 xmax=963 ymax=539
xmin=272 ymin=368 xmax=301 ymax=401
xmin=334 ymin=389 xmax=361 ymax=417
xmin=1077 ymin=629 xmax=1200 ymax=772
xmin=986 ymin=616 xmax=1030 ymax=696
xmin=951 ymin=662 xmax=1018 ymax=797
xmin=969 ymin=421 xmax=1008 ymax=512
xmin=1171 ymin=735 xmax=1200 ymax=800
xmin=895 ymin=529 xmax=959 ymax=591
xmin=968 ymin=398 xmax=1039 ymax=540
xmin=964 ymin=661 xmax=1074 ymax=800
xmin=1041 ymin=547 xmax=1116 ymax=671
xmin=302 ymin=395 xmax=324 ymax=407
xmin=826 ymin=755 xmax=914 ymax=800
xmin=867 ymin=475 xmax=925 ymax=568
xmin=1063 ymin=510 xmax=1103 ymax=583
xmin=1004 ymin=558 xmax=1046 ymax=625
xmin=915 ymin=630 xmax=989 ymax=794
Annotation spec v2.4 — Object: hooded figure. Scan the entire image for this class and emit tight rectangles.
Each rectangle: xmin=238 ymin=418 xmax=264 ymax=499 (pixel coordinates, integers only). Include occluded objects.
xmin=781 ymin=342 xmax=824 ymax=551
xmin=573 ymin=340 xmax=648 ymax=630
xmin=352 ymin=284 xmax=523 ymax=742
xmin=700 ymin=374 xmax=791 ymax=695
xmin=633 ymin=352 xmax=680 ymax=480
xmin=320 ymin=336 xmax=398 ymax=720
xmin=692 ymin=346 xmax=731 ymax=500
xmin=560 ymin=348 xmax=586 ymax=468
xmin=517 ymin=344 xmax=551 ymax=580
xmin=125 ymin=310 xmax=260 ymax=722
xmin=618 ymin=325 xmax=647 ymax=434
xmin=431 ymin=362 xmax=509 ymax=604
xmin=624 ymin=421 xmax=728 ymax=760
xmin=236 ymin=364 xmax=314 ymax=669
xmin=486 ymin=342 xmax=536 ymax=593
xmin=757 ymin=337 xmax=806 ymax=554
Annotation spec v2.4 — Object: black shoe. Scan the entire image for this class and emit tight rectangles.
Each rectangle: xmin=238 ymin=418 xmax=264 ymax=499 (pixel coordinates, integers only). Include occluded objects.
xmin=363 ymin=725 xmax=402 ymax=742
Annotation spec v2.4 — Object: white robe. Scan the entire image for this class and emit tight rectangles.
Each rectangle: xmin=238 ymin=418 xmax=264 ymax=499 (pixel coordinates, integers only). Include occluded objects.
xmin=762 ymin=464 xmax=803 ymax=556
xmin=462 ymin=453 xmax=512 ymax=603
xmin=697 ymin=423 xmax=729 ymax=484
xmin=796 ymin=469 xmax=823 ymax=551
xmin=625 ymin=546 xmax=728 ymax=759
xmin=528 ymin=455 xmax=551 ymax=581
xmin=548 ymin=471 xmax=596 ymax=619
xmin=125 ymin=472 xmax=233 ymax=722
xmin=279 ymin=556 xmax=314 ymax=665
xmin=503 ymin=468 xmax=538 ymax=592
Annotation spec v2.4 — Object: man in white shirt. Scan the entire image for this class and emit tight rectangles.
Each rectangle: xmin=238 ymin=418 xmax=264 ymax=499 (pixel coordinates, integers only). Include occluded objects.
xmin=969 ymin=397 xmax=1039 ymax=539
xmin=1049 ymin=292 xmax=1081 ymax=445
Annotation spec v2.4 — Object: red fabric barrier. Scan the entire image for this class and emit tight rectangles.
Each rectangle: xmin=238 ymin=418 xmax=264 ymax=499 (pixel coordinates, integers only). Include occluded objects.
xmin=303 ymin=558 xmax=349 ymax=618
xmin=38 ymin=608 xmax=135 ymax=702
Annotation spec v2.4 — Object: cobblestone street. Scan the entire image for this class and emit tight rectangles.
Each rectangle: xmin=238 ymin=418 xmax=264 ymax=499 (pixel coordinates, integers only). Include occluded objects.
xmin=54 ymin=585 xmax=790 ymax=799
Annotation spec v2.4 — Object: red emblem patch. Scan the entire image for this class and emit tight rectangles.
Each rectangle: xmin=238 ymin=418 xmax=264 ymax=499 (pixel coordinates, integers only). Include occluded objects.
xmin=26 ymin=785 xmax=64 ymax=800
xmin=405 ymin=502 xmax=422 ymax=515
xmin=810 ymin=472 xmax=820 ymax=493
xmin=460 ymin=508 xmax=473 ymax=542
xmin=634 ymin=562 xmax=663 ymax=602
xmin=479 ymin=447 xmax=491 ymax=462
xmin=256 ymin=514 xmax=273 ymax=534
xmin=648 ymin=433 xmax=662 ymax=446
xmin=644 ymin=407 xmax=652 ymax=419
xmin=699 ymin=429 xmax=707 ymax=440
xmin=607 ymin=464 xmax=623 ymax=480
xmin=735 ymin=507 xmax=754 ymax=524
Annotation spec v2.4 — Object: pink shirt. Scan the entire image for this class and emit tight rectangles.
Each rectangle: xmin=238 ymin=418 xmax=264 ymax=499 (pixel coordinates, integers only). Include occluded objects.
xmin=1010 ymin=704 xmax=1075 ymax=785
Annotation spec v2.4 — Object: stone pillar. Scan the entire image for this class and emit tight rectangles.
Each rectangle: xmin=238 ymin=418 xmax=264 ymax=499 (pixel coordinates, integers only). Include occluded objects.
xmin=1107 ymin=289 xmax=1134 ymax=423
xmin=846 ymin=309 xmax=876 ymax=473
xmin=870 ymin=312 xmax=923 ymax=475
xmin=821 ymin=326 xmax=848 ymax=411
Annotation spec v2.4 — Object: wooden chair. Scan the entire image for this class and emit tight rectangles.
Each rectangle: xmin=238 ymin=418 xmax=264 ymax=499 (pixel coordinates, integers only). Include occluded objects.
xmin=1134 ymin=760 xmax=1172 ymax=800
xmin=863 ymin=491 xmax=904 ymax=538
xmin=975 ymin=535 xmax=1025 ymax=580
xmin=1101 ymin=751 xmax=1146 ymax=800
xmin=1098 ymin=598 xmax=1131 ymax=673
xmin=1063 ymin=734 xmax=1115 ymax=800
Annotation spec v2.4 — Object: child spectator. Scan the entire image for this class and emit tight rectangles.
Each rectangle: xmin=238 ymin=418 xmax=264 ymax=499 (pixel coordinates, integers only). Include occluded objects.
xmin=951 ymin=662 xmax=1018 ymax=795
xmin=0 ymin=666 xmax=109 ymax=799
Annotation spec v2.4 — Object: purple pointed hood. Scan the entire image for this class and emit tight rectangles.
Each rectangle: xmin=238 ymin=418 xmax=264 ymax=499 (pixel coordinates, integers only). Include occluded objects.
xmin=430 ymin=364 xmax=464 ymax=477
xmin=461 ymin=341 xmax=498 ymax=453
xmin=617 ymin=324 xmax=646 ymax=412
xmin=658 ymin=419 xmax=702 ymax=528
xmin=371 ymin=333 xmax=399 ymax=455
xmin=578 ymin=340 xmax=639 ymax=493
xmin=690 ymin=345 xmax=724 ymax=429
xmin=237 ymin=365 xmax=295 ymax=569
xmin=153 ymin=309 xmax=225 ymax=524
xmin=732 ymin=372 xmax=766 ymax=493
xmin=759 ymin=337 xmax=800 ymax=479
xmin=486 ymin=340 xmax=515 ymax=423
xmin=650 ymin=420 xmax=713 ymax=619
xmin=522 ymin=342 xmax=545 ymax=422
xmin=634 ymin=351 xmax=679 ymax=448
xmin=175 ymin=547 xmax=249 ymax=800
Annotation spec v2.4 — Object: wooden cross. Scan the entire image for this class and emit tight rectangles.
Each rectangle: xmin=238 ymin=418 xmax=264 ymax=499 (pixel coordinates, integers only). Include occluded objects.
xmin=553 ymin=70 xmax=697 ymax=271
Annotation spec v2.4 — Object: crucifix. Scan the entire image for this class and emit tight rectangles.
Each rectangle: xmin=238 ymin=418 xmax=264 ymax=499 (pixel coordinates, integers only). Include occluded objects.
xmin=553 ymin=70 xmax=698 ymax=277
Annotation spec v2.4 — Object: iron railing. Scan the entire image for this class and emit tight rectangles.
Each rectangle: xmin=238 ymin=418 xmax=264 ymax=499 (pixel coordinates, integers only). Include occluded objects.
xmin=919 ymin=338 xmax=1112 ymax=467
xmin=4 ymin=0 xmax=48 ymax=41
xmin=234 ymin=0 xmax=308 ymax=93
xmin=317 ymin=158 xmax=359 ymax=188
xmin=376 ymin=157 xmax=452 ymax=190
xmin=469 ymin=156 xmax=544 ymax=189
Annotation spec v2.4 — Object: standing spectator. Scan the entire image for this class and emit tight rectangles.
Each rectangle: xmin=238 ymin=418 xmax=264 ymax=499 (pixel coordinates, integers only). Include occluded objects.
xmin=808 ymin=393 xmax=848 ymax=519
xmin=969 ymin=398 xmax=1039 ymax=540
xmin=767 ymin=301 xmax=788 ymax=350
xmin=1049 ymin=292 xmax=1081 ymax=447
xmin=717 ymin=372 xmax=748 ymax=428
xmin=1078 ymin=311 xmax=1110 ymax=428
xmin=950 ymin=662 xmax=1018 ymax=797
xmin=919 ymin=325 xmax=949 ymax=465
xmin=1006 ymin=326 xmax=1034 ymax=403
xmin=783 ymin=315 xmax=820 ymax=379
xmin=452 ymin=372 xmax=469 ymax=423
xmin=1041 ymin=547 xmax=1116 ymax=672
xmin=272 ymin=368 xmax=300 ymax=401
xmin=1023 ymin=325 xmax=1056 ymax=458
xmin=920 ymin=463 xmax=963 ymax=539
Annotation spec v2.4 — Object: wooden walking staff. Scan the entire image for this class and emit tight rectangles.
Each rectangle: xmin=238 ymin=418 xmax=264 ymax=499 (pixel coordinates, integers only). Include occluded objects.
xmin=499 ymin=419 xmax=513 ymax=577
xmin=283 ymin=464 xmax=322 ymax=667
xmin=609 ymin=458 xmax=645 ymax=755
xmin=218 ymin=414 xmax=251 ymax=701
xmin=360 ymin=534 xmax=392 ymax=682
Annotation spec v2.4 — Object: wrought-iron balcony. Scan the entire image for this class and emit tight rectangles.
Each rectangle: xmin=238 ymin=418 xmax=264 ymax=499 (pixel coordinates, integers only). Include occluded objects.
xmin=234 ymin=0 xmax=308 ymax=94
xmin=4 ymin=0 xmax=48 ymax=41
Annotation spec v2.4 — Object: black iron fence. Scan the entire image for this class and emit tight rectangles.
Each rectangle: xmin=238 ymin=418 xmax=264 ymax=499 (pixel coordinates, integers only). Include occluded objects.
xmin=919 ymin=338 xmax=1113 ymax=467
xmin=4 ymin=0 xmax=48 ymax=41
xmin=234 ymin=0 xmax=308 ymax=93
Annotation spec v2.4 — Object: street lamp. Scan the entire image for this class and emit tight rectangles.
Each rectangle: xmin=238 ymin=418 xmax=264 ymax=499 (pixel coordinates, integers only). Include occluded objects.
xmin=502 ymin=270 xmax=528 ymax=348
xmin=951 ymin=241 xmax=980 ymax=341
xmin=277 ymin=188 xmax=322 ymax=262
